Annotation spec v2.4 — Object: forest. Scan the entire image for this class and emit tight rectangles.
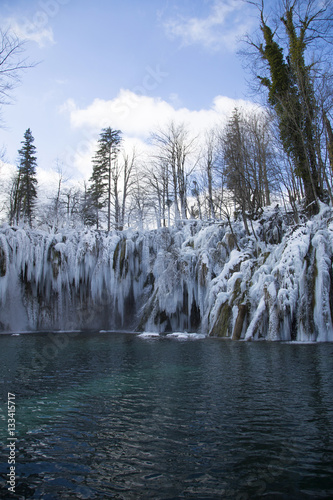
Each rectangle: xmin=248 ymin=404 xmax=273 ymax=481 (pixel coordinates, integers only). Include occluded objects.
xmin=0 ymin=0 xmax=333 ymax=235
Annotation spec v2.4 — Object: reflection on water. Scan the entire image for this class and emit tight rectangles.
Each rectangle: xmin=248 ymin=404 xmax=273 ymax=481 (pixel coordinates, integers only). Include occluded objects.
xmin=0 ymin=332 xmax=333 ymax=499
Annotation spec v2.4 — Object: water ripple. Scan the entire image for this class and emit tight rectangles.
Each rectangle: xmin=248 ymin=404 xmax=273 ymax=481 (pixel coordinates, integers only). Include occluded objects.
xmin=0 ymin=334 xmax=332 ymax=499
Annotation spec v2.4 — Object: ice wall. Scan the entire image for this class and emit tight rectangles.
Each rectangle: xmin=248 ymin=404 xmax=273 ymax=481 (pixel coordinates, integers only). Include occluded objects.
xmin=0 ymin=226 xmax=152 ymax=331
xmin=0 ymin=205 xmax=333 ymax=341
xmin=203 ymin=205 xmax=333 ymax=342
xmin=0 ymin=224 xmax=209 ymax=332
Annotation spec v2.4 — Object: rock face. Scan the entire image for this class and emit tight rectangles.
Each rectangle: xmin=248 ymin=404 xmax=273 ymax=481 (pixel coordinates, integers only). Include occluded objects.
xmin=0 ymin=205 xmax=333 ymax=341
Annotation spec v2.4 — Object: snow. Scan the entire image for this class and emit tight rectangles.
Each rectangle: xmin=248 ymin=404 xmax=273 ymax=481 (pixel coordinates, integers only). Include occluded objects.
xmin=245 ymin=297 xmax=266 ymax=341
xmin=137 ymin=332 xmax=206 ymax=340
xmin=166 ymin=332 xmax=206 ymax=340
xmin=312 ymin=231 xmax=333 ymax=342
xmin=1 ymin=205 xmax=333 ymax=341
xmin=137 ymin=332 xmax=160 ymax=338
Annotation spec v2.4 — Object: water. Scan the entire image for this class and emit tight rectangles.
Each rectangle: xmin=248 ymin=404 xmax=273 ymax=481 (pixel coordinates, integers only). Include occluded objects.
xmin=0 ymin=332 xmax=333 ymax=499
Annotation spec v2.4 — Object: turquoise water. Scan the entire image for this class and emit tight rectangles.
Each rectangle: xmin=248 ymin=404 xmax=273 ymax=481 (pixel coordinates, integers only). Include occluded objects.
xmin=1 ymin=332 xmax=333 ymax=499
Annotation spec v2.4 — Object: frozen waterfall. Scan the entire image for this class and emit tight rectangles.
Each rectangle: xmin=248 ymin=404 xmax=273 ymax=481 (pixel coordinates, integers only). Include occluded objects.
xmin=1 ymin=205 xmax=333 ymax=341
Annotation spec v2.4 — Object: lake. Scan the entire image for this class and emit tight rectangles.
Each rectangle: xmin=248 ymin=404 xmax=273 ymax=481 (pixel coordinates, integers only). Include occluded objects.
xmin=0 ymin=332 xmax=333 ymax=499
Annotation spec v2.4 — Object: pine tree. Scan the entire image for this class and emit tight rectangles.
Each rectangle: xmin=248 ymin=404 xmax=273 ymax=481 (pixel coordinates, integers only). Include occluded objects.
xmin=222 ymin=108 xmax=251 ymax=235
xmin=88 ymin=127 xmax=122 ymax=230
xmin=16 ymin=128 xmax=38 ymax=225
xmin=81 ymin=181 xmax=97 ymax=227
xmin=88 ymin=159 xmax=106 ymax=229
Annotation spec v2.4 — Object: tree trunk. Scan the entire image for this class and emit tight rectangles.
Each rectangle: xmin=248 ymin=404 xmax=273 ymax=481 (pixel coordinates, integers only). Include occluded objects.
xmin=107 ymin=155 xmax=111 ymax=232
xmin=324 ymin=111 xmax=333 ymax=172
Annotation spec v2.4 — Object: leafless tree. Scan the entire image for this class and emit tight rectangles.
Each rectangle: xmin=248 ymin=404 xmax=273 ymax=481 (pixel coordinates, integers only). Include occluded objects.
xmin=0 ymin=28 xmax=34 ymax=123
xmin=128 ymin=169 xmax=148 ymax=230
xmin=150 ymin=122 xmax=198 ymax=223
xmin=118 ymin=148 xmax=137 ymax=230
xmin=200 ymin=129 xmax=217 ymax=220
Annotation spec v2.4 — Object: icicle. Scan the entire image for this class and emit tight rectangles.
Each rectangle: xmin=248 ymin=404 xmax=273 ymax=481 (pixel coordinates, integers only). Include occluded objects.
xmin=245 ymin=297 xmax=266 ymax=340
xmin=312 ymin=232 xmax=333 ymax=342
xmin=0 ymin=208 xmax=333 ymax=340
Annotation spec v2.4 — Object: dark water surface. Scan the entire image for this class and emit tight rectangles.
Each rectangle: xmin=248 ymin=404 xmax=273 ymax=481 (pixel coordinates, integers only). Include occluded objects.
xmin=0 ymin=332 xmax=333 ymax=499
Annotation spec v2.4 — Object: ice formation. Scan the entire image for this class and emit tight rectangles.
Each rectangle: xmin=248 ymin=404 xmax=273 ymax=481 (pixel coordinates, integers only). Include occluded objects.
xmin=0 ymin=204 xmax=333 ymax=341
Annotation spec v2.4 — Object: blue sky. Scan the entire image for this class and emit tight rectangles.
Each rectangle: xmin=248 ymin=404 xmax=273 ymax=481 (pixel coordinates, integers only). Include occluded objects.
xmin=0 ymin=0 xmax=266 ymax=181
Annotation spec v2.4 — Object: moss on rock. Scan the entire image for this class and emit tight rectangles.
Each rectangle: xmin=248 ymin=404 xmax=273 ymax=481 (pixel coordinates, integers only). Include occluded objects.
xmin=232 ymin=304 xmax=248 ymax=340
xmin=210 ymin=301 xmax=231 ymax=337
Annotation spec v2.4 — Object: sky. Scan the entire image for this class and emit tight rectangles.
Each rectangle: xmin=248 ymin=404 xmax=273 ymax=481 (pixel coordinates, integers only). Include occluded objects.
xmin=0 ymin=0 xmax=270 ymax=185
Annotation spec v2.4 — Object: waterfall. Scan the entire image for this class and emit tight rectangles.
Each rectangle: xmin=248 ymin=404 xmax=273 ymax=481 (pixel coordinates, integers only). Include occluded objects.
xmin=1 ymin=206 xmax=333 ymax=341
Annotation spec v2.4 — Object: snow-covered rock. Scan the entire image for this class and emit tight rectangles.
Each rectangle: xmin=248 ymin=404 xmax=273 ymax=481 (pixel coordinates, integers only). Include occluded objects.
xmin=0 ymin=206 xmax=333 ymax=341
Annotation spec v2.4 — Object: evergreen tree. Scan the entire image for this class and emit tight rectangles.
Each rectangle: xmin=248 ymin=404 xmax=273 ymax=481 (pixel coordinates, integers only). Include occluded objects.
xmin=222 ymin=108 xmax=252 ymax=235
xmin=81 ymin=181 xmax=97 ymax=227
xmin=16 ymin=128 xmax=38 ymax=225
xmin=88 ymin=127 xmax=122 ymax=230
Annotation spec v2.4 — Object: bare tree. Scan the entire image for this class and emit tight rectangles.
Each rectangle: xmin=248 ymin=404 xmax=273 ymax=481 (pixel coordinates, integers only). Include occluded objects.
xmin=62 ymin=186 xmax=81 ymax=224
xmin=128 ymin=165 xmax=151 ymax=230
xmin=8 ymin=172 xmax=21 ymax=225
xmin=244 ymin=109 xmax=275 ymax=207
xmin=47 ymin=160 xmax=71 ymax=230
xmin=0 ymin=28 xmax=34 ymax=123
xmin=151 ymin=122 xmax=197 ymax=223
xmin=119 ymin=148 xmax=137 ymax=230
xmin=145 ymin=156 xmax=170 ymax=228
xmin=200 ymin=130 xmax=217 ymax=220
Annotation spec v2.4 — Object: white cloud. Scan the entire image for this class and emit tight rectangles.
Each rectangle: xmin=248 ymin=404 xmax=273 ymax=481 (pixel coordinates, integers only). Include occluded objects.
xmin=5 ymin=17 xmax=54 ymax=48
xmin=59 ymin=98 xmax=76 ymax=115
xmin=64 ymin=89 xmax=256 ymax=138
xmin=164 ymin=0 xmax=253 ymax=52
xmin=60 ymin=89 xmax=258 ymax=179
xmin=168 ymin=93 xmax=182 ymax=108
